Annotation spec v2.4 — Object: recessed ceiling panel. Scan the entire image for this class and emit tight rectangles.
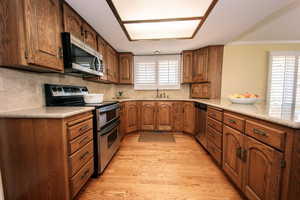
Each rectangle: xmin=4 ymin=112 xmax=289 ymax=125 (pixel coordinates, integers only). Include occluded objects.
xmin=107 ymin=0 xmax=218 ymax=40
xmin=125 ymin=20 xmax=201 ymax=40
xmin=112 ymin=0 xmax=213 ymax=21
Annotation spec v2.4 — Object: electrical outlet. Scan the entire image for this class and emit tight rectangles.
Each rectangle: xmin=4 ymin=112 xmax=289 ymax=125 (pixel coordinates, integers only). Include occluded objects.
xmin=0 ymin=77 xmax=4 ymax=91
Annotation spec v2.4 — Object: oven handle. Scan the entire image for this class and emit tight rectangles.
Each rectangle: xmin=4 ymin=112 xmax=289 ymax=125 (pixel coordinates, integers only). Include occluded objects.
xmin=99 ymin=103 xmax=120 ymax=113
xmin=99 ymin=119 xmax=120 ymax=136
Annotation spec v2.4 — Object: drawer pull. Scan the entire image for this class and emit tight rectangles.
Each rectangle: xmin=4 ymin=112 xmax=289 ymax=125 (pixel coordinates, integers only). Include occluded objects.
xmin=228 ymin=119 xmax=236 ymax=124
xmin=79 ymin=125 xmax=89 ymax=133
xmin=236 ymin=147 xmax=242 ymax=159
xmin=80 ymin=151 xmax=90 ymax=160
xmin=211 ymin=113 xmax=216 ymax=117
xmin=253 ymin=128 xmax=267 ymax=137
xmin=241 ymin=149 xmax=247 ymax=162
xmin=79 ymin=136 xmax=90 ymax=144
xmin=80 ymin=169 xmax=90 ymax=179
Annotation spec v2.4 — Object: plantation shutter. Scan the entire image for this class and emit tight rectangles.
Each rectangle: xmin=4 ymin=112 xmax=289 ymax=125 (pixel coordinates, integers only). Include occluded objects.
xmin=134 ymin=55 xmax=181 ymax=90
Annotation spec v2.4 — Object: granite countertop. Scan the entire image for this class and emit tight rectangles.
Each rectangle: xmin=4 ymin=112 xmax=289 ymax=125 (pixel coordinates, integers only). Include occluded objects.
xmin=0 ymin=107 xmax=95 ymax=119
xmin=115 ymin=98 xmax=300 ymax=129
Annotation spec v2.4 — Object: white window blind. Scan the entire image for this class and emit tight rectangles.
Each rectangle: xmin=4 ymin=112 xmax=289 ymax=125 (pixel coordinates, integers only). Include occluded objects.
xmin=134 ymin=55 xmax=180 ymax=90
xmin=267 ymin=51 xmax=300 ymax=118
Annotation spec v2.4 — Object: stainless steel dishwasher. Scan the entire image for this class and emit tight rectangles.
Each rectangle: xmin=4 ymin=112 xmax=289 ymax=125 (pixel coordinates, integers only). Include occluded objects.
xmin=195 ymin=103 xmax=207 ymax=149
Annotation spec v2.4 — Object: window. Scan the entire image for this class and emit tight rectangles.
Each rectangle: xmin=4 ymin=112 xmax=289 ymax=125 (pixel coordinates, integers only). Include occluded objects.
xmin=134 ymin=55 xmax=181 ymax=90
xmin=267 ymin=51 xmax=300 ymax=118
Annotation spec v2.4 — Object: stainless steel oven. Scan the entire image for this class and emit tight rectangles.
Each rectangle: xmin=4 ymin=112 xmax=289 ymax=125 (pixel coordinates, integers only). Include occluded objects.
xmin=95 ymin=103 xmax=120 ymax=130
xmin=98 ymin=119 xmax=120 ymax=174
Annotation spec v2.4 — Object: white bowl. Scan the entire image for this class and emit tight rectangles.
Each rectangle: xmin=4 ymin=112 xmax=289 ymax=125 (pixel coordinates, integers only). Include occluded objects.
xmin=83 ymin=94 xmax=104 ymax=104
xmin=229 ymin=97 xmax=259 ymax=104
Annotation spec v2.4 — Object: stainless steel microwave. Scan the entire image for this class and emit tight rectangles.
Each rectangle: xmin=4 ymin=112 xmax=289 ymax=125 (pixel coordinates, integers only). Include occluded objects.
xmin=61 ymin=32 xmax=104 ymax=76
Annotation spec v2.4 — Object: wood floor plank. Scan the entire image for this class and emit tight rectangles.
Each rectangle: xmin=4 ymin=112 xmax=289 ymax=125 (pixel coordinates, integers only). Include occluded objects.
xmin=76 ymin=133 xmax=244 ymax=200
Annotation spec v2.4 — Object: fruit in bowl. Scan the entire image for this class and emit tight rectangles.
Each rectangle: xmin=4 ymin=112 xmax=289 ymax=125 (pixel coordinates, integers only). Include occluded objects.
xmin=229 ymin=93 xmax=259 ymax=104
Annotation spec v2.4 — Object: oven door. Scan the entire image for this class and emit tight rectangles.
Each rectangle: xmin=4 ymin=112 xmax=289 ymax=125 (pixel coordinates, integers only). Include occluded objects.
xmin=98 ymin=120 xmax=120 ymax=173
xmin=96 ymin=104 xmax=120 ymax=131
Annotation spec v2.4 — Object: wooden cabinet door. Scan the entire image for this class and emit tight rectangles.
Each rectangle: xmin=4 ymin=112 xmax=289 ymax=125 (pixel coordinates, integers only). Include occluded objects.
xmin=114 ymin=52 xmax=119 ymax=83
xmin=119 ymin=103 xmax=126 ymax=139
xmin=97 ymin=36 xmax=107 ymax=80
xmin=105 ymin=45 xmax=114 ymax=82
xmin=172 ymin=102 xmax=183 ymax=132
xmin=119 ymin=53 xmax=133 ymax=84
xmin=157 ymin=102 xmax=173 ymax=131
xmin=243 ymin=136 xmax=283 ymax=200
xmin=63 ymin=3 xmax=83 ymax=40
xmin=125 ymin=102 xmax=139 ymax=133
xmin=223 ymin=125 xmax=244 ymax=189
xmin=141 ymin=102 xmax=156 ymax=130
xmin=191 ymin=83 xmax=210 ymax=99
xmin=25 ymin=0 xmax=63 ymax=71
xmin=83 ymin=23 xmax=97 ymax=50
xmin=183 ymin=102 xmax=196 ymax=134
xmin=182 ymin=51 xmax=193 ymax=83
xmin=193 ymin=48 xmax=208 ymax=82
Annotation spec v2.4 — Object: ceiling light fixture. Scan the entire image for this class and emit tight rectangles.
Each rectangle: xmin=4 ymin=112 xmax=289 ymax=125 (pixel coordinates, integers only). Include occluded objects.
xmin=106 ymin=0 xmax=218 ymax=41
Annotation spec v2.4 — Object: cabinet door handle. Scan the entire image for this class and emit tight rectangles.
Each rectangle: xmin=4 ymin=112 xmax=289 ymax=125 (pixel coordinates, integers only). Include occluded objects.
xmin=241 ymin=149 xmax=247 ymax=162
xmin=228 ymin=119 xmax=236 ymax=124
xmin=236 ymin=147 xmax=242 ymax=159
xmin=79 ymin=125 xmax=89 ymax=133
xmin=80 ymin=169 xmax=90 ymax=179
xmin=253 ymin=128 xmax=267 ymax=137
xmin=80 ymin=151 xmax=90 ymax=160
xmin=79 ymin=136 xmax=90 ymax=144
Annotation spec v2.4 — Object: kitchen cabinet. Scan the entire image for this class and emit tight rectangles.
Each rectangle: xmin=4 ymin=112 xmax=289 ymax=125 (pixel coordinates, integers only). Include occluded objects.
xmin=191 ymin=83 xmax=210 ymax=98
xmin=172 ymin=102 xmax=183 ymax=132
xmin=0 ymin=0 xmax=63 ymax=72
xmin=119 ymin=102 xmax=126 ymax=139
xmin=193 ymin=48 xmax=208 ymax=82
xmin=141 ymin=102 xmax=156 ymax=131
xmin=125 ymin=101 xmax=139 ymax=133
xmin=63 ymin=3 xmax=84 ymax=41
xmin=183 ymin=102 xmax=196 ymax=134
xmin=157 ymin=102 xmax=173 ymax=131
xmin=82 ymin=22 xmax=97 ymax=50
xmin=105 ymin=45 xmax=119 ymax=83
xmin=182 ymin=51 xmax=193 ymax=83
xmin=97 ymin=35 xmax=108 ymax=81
xmin=0 ymin=111 xmax=94 ymax=200
xmin=243 ymin=136 xmax=283 ymax=200
xmin=119 ymin=53 xmax=134 ymax=84
xmin=222 ymin=125 xmax=244 ymax=189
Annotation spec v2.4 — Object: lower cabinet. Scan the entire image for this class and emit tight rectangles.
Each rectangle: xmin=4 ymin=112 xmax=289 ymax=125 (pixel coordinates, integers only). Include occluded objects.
xmin=125 ymin=101 xmax=139 ymax=133
xmin=157 ymin=102 xmax=173 ymax=131
xmin=172 ymin=102 xmax=183 ymax=132
xmin=183 ymin=102 xmax=196 ymax=134
xmin=141 ymin=101 xmax=156 ymax=130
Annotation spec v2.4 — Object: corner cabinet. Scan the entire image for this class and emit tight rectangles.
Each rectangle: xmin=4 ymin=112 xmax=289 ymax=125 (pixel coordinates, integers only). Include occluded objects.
xmin=1 ymin=0 xmax=63 ymax=71
xmin=192 ymin=48 xmax=209 ymax=82
xmin=119 ymin=53 xmax=134 ymax=84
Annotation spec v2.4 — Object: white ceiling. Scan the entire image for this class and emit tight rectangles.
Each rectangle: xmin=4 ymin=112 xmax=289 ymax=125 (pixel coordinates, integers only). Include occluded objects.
xmin=66 ymin=0 xmax=296 ymax=54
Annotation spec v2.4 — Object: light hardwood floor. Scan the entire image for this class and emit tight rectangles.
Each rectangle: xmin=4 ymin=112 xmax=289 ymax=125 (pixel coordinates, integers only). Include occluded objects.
xmin=76 ymin=133 xmax=244 ymax=200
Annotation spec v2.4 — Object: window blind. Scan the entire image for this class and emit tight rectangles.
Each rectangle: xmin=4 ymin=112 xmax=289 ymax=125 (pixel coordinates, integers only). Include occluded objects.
xmin=134 ymin=55 xmax=180 ymax=90
xmin=267 ymin=51 xmax=300 ymax=118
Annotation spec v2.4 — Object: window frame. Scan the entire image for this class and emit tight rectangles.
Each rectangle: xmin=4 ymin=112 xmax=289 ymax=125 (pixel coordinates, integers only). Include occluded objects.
xmin=134 ymin=55 xmax=181 ymax=90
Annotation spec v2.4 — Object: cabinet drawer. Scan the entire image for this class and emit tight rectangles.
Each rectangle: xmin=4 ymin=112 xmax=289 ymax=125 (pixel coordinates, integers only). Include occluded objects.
xmin=70 ymin=158 xmax=94 ymax=198
xmin=68 ymin=119 xmax=93 ymax=140
xmin=69 ymin=141 xmax=94 ymax=177
xmin=245 ymin=120 xmax=286 ymax=151
xmin=207 ymin=107 xmax=223 ymax=121
xmin=207 ymin=140 xmax=222 ymax=166
xmin=207 ymin=117 xmax=222 ymax=132
xmin=68 ymin=130 xmax=93 ymax=155
xmin=223 ymin=113 xmax=245 ymax=132
xmin=207 ymin=126 xmax=222 ymax=149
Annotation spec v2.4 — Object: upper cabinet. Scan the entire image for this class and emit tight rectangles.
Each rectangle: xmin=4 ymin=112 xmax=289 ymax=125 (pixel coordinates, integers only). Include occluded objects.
xmin=63 ymin=3 xmax=97 ymax=50
xmin=119 ymin=53 xmax=134 ymax=84
xmin=0 ymin=0 xmax=63 ymax=71
xmin=193 ymin=48 xmax=209 ymax=82
xmin=189 ymin=45 xmax=224 ymax=99
xmin=182 ymin=51 xmax=193 ymax=83
xmin=63 ymin=3 xmax=84 ymax=41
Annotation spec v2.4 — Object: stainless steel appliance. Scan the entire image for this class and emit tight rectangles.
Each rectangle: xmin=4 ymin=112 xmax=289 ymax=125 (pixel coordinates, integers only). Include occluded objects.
xmin=195 ymin=103 xmax=207 ymax=148
xmin=61 ymin=32 xmax=104 ymax=76
xmin=44 ymin=84 xmax=120 ymax=176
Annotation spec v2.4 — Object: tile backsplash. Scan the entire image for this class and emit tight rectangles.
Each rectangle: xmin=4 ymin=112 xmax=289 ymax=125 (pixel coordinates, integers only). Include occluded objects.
xmin=0 ymin=68 xmax=117 ymax=112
